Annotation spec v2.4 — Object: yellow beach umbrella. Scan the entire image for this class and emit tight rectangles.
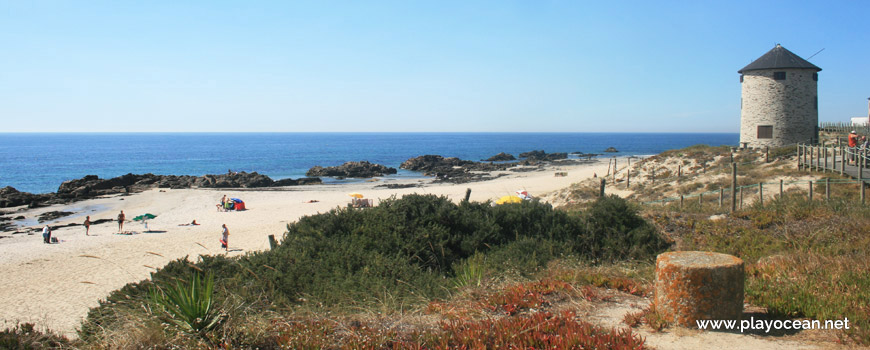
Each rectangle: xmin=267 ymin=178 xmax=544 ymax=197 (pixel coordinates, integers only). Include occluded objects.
xmin=496 ymin=195 xmax=523 ymax=205
xmin=348 ymin=193 xmax=364 ymax=198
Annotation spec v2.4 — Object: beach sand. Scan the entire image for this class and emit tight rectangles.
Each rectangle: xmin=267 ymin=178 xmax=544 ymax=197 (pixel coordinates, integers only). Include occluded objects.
xmin=0 ymin=159 xmax=612 ymax=336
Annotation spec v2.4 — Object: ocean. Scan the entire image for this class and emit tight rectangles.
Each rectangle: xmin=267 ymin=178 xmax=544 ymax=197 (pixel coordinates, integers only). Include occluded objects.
xmin=0 ymin=133 xmax=738 ymax=194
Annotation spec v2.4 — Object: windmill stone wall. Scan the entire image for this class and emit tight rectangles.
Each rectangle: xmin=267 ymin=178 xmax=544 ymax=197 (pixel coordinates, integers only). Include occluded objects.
xmin=739 ymin=45 xmax=821 ymax=148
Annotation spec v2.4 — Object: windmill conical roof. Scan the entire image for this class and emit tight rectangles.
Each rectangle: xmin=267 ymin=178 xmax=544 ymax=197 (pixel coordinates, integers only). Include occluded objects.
xmin=738 ymin=44 xmax=821 ymax=73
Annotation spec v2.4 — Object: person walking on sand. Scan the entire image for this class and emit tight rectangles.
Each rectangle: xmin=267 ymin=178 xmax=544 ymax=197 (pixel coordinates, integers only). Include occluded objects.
xmin=42 ymin=225 xmax=51 ymax=244
xmin=84 ymin=216 xmax=91 ymax=236
xmin=117 ymin=211 xmax=126 ymax=233
xmin=220 ymin=224 xmax=229 ymax=251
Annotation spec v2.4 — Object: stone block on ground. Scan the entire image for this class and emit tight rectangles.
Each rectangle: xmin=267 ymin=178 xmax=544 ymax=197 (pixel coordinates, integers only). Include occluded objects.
xmin=655 ymin=251 xmax=744 ymax=327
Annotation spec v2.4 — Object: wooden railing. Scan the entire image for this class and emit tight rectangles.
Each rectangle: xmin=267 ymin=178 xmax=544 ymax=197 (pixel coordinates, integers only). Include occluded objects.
xmin=819 ymin=122 xmax=870 ymax=134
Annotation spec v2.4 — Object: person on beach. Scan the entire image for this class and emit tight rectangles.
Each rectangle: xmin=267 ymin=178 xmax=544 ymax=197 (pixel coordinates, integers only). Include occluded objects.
xmin=84 ymin=216 xmax=91 ymax=236
xmin=219 ymin=195 xmax=227 ymax=212
xmin=42 ymin=225 xmax=51 ymax=244
xmin=117 ymin=211 xmax=126 ymax=233
xmin=220 ymin=224 xmax=229 ymax=251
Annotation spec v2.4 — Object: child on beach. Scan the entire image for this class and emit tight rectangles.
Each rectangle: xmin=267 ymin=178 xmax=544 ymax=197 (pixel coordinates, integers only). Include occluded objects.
xmin=84 ymin=216 xmax=91 ymax=236
xmin=220 ymin=224 xmax=229 ymax=251
xmin=117 ymin=211 xmax=125 ymax=233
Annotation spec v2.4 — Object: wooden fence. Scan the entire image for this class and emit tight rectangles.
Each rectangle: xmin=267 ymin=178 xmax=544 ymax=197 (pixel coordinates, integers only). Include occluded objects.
xmin=819 ymin=122 xmax=870 ymax=135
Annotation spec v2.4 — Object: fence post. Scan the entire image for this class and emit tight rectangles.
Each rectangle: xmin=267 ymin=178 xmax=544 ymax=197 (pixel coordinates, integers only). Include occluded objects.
xmin=464 ymin=188 xmax=472 ymax=202
xmin=765 ymin=146 xmax=770 ymax=163
xmin=268 ymin=235 xmax=277 ymax=250
xmin=680 ymin=195 xmax=684 ymax=209
xmin=798 ymin=144 xmax=804 ymax=170
xmin=816 ymin=145 xmax=821 ymax=170
xmin=719 ymin=188 xmax=724 ymax=208
xmin=739 ymin=187 xmax=744 ymax=209
xmin=841 ymin=146 xmax=846 ymax=175
xmin=599 ymin=178 xmax=606 ymax=197
xmin=627 ymin=169 xmax=631 ymax=188
xmin=614 ymin=158 xmax=618 ymax=184
xmin=860 ymin=153 xmax=864 ymax=184
xmin=730 ymin=163 xmax=737 ymax=213
xmin=824 ymin=146 xmax=828 ymax=172
xmin=699 ymin=193 xmax=703 ymax=206
xmin=809 ymin=180 xmax=813 ymax=201
xmin=758 ymin=182 xmax=763 ymax=207
xmin=678 ymin=165 xmax=682 ymax=179
xmin=809 ymin=146 xmax=814 ymax=172
xmin=804 ymin=144 xmax=809 ymax=170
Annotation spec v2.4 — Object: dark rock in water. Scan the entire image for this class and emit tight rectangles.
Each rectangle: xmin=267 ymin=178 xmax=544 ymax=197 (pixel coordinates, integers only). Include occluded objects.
xmin=570 ymin=151 xmax=600 ymax=158
xmin=484 ymin=152 xmax=516 ymax=161
xmin=401 ymin=155 xmax=515 ymax=184
xmin=0 ymin=186 xmax=53 ymax=208
xmin=273 ymin=177 xmax=323 ymax=186
xmin=518 ymin=150 xmax=567 ymax=161
xmin=37 ymin=211 xmax=75 ymax=223
xmin=604 ymin=147 xmax=619 ymax=153
xmin=519 ymin=150 xmax=547 ymax=159
xmin=400 ymin=155 xmax=473 ymax=172
xmin=306 ymin=161 xmax=397 ymax=178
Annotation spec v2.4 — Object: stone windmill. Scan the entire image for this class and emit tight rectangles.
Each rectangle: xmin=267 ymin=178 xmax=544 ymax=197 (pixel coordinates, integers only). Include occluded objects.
xmin=739 ymin=44 xmax=821 ymax=147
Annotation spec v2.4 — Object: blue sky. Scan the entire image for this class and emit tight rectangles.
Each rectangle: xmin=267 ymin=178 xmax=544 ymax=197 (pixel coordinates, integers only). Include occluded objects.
xmin=1 ymin=1 xmax=868 ymax=132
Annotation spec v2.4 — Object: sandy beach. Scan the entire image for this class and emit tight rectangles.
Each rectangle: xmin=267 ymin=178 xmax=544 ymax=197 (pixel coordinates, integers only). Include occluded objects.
xmin=0 ymin=159 xmax=613 ymax=336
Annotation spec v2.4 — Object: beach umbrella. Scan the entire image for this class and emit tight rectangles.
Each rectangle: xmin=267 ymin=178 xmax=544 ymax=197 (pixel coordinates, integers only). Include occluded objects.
xmin=496 ymin=195 xmax=523 ymax=205
xmin=132 ymin=213 xmax=157 ymax=221
xmin=348 ymin=193 xmax=364 ymax=198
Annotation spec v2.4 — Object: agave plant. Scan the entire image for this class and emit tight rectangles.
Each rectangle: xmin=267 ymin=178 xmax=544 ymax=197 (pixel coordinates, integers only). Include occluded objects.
xmin=150 ymin=271 xmax=223 ymax=336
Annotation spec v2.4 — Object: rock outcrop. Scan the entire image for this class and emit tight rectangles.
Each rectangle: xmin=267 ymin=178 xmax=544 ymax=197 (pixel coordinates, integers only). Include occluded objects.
xmin=0 ymin=186 xmax=53 ymax=208
xmin=1 ymin=172 xmax=322 ymax=208
xmin=519 ymin=150 xmax=568 ymax=161
xmin=306 ymin=161 xmax=397 ymax=178
xmin=400 ymin=155 xmax=513 ymax=183
xmin=604 ymin=147 xmax=619 ymax=153
xmin=484 ymin=152 xmax=516 ymax=161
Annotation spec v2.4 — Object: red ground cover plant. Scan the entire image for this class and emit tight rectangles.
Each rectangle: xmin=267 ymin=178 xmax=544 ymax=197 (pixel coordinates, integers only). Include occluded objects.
xmin=431 ymin=311 xmax=646 ymax=349
xmin=484 ymin=279 xmax=573 ymax=315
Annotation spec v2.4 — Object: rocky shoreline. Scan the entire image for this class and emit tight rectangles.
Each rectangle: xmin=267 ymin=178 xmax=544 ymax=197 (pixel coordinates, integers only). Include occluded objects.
xmin=0 ymin=172 xmax=322 ymax=209
xmin=0 ymin=150 xmax=602 ymax=210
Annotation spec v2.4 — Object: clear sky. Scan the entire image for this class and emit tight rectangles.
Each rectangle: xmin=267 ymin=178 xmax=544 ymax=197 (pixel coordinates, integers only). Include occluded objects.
xmin=1 ymin=1 xmax=868 ymax=133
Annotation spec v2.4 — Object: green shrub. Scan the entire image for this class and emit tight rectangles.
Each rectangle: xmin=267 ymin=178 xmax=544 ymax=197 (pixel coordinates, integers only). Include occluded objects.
xmin=82 ymin=194 xmax=668 ymax=345
xmin=150 ymin=271 xmax=223 ymax=336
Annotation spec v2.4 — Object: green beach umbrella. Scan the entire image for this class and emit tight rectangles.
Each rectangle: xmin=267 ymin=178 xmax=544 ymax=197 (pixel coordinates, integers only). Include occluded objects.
xmin=132 ymin=213 xmax=157 ymax=221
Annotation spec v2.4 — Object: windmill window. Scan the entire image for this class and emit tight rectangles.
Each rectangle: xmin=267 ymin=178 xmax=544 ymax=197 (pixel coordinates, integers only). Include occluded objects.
xmin=773 ymin=72 xmax=786 ymax=80
xmin=757 ymin=125 xmax=773 ymax=139
xmin=740 ymin=75 xmax=744 ymax=83
xmin=813 ymin=73 xmax=818 ymax=81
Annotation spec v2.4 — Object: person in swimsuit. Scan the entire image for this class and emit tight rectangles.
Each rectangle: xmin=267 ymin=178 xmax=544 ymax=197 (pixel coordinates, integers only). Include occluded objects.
xmin=117 ymin=211 xmax=126 ymax=233
xmin=220 ymin=224 xmax=229 ymax=251
xmin=84 ymin=216 xmax=91 ymax=236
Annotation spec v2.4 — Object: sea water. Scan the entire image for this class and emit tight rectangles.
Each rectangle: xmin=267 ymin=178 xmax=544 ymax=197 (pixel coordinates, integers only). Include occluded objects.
xmin=0 ymin=132 xmax=738 ymax=194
